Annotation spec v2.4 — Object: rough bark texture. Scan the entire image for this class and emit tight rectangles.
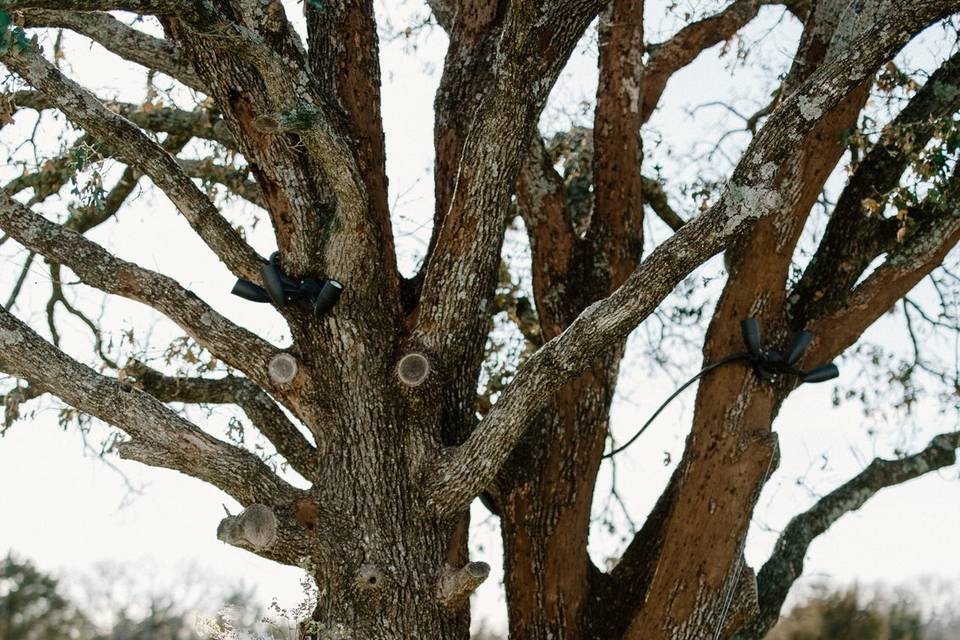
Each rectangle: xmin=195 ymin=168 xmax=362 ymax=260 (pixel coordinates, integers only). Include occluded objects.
xmin=1 ymin=1 xmax=960 ymax=638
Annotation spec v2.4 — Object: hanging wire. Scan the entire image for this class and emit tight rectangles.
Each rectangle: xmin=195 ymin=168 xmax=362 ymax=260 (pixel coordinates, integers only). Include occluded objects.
xmin=603 ymin=318 xmax=839 ymax=459
xmin=603 ymin=353 xmax=749 ymax=459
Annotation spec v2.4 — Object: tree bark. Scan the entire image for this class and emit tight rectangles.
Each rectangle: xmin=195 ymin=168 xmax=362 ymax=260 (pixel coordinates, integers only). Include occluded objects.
xmin=2 ymin=1 xmax=959 ymax=638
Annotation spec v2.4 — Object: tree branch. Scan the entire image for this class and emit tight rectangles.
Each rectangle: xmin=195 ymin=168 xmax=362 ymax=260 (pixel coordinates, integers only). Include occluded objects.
xmin=789 ymin=49 xmax=960 ymax=325
xmin=122 ymin=361 xmax=317 ymax=479
xmin=406 ymin=1 xmax=604 ymax=455
xmin=225 ymin=17 xmax=387 ymax=292
xmin=14 ymin=9 xmax=203 ymax=90
xmin=589 ymin=0 xmax=645 ymax=288
xmin=424 ymin=0 xmax=960 ymax=517
xmin=179 ymin=158 xmax=264 ymax=208
xmin=0 ymin=190 xmax=283 ymax=392
xmin=0 ymin=305 xmax=300 ymax=506
xmin=306 ymin=0 xmax=397 ymax=299
xmin=731 ymin=430 xmax=960 ymax=640
xmin=3 ymin=250 xmax=34 ymax=310
xmin=643 ymin=0 xmax=773 ymax=123
xmin=409 ymin=0 xmax=510 ymax=310
xmin=413 ymin=0 xmax=604 ymax=355
xmin=1 ymin=0 xmax=219 ymax=22
xmin=425 ymin=0 xmax=455 ymax=30
xmin=515 ymin=134 xmax=581 ymax=339
xmin=3 ymin=132 xmax=98 ymax=203
xmin=0 ymin=379 xmax=44 ymax=429
xmin=809 ymin=194 xmax=960 ymax=364
xmin=11 ymin=90 xmax=235 ymax=147
xmin=0 ymin=43 xmax=262 ymax=279
xmin=642 ymin=176 xmax=686 ymax=231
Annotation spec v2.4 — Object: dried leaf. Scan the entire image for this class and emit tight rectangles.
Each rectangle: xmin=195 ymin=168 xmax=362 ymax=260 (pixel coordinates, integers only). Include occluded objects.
xmin=861 ymin=198 xmax=880 ymax=217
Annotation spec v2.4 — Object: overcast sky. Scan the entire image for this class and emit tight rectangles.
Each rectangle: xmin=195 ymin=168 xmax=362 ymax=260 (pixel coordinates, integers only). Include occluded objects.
xmin=1 ymin=1 xmax=958 ymax=634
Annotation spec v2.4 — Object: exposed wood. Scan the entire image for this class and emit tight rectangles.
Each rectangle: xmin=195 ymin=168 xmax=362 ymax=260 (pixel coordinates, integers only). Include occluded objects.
xmin=437 ymin=561 xmax=491 ymax=609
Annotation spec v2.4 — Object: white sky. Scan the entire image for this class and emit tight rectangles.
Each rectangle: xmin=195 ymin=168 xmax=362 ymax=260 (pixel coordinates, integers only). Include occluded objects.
xmin=0 ymin=1 xmax=958 ymax=635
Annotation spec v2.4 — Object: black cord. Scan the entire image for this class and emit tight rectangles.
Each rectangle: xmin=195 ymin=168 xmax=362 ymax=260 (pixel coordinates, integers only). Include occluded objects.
xmin=602 ymin=353 xmax=749 ymax=459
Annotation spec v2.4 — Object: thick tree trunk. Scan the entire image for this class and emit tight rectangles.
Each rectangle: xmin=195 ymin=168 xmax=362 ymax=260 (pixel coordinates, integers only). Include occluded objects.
xmin=301 ymin=510 xmax=470 ymax=639
xmin=499 ymin=355 xmax=620 ymax=640
xmin=292 ymin=394 xmax=475 ymax=640
xmin=4 ymin=3 xmax=960 ymax=640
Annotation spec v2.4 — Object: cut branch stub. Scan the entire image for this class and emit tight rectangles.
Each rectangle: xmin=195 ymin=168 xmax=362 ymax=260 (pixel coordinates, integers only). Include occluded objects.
xmin=397 ymin=352 xmax=431 ymax=387
xmin=268 ymin=353 xmax=299 ymax=385
xmin=436 ymin=561 xmax=490 ymax=609
xmin=217 ymin=504 xmax=278 ymax=551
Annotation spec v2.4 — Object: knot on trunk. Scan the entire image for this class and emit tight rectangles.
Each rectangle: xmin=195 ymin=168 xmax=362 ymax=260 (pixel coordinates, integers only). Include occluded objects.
xmin=436 ymin=561 xmax=490 ymax=609
xmin=217 ymin=503 xmax=277 ymax=551
xmin=354 ymin=564 xmax=388 ymax=593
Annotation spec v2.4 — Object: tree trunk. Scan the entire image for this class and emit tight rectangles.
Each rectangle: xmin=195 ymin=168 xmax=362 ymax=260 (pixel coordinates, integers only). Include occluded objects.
xmin=499 ymin=355 xmax=620 ymax=639
xmin=3 ymin=3 xmax=960 ymax=640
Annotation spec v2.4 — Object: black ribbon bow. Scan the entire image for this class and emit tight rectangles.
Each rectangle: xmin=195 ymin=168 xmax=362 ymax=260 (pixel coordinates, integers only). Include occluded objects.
xmin=231 ymin=252 xmax=344 ymax=317
xmin=739 ymin=318 xmax=838 ymax=383
xmin=602 ymin=317 xmax=839 ymax=459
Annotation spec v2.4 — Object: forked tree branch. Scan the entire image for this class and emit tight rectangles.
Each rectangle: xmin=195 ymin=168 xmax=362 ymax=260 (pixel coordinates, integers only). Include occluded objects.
xmin=425 ymin=0 xmax=960 ymax=517
xmin=218 ymin=8 xmax=398 ymax=309
xmin=642 ymin=0 xmax=775 ymax=123
xmin=731 ymin=430 xmax=960 ymax=640
xmin=0 ymin=305 xmax=300 ymax=506
xmin=228 ymin=26 xmax=363 ymax=211
xmin=1 ymin=0 xmax=219 ymax=22
xmin=0 ymin=43 xmax=262 ymax=279
xmin=808 ymin=195 xmax=960 ymax=364
xmin=122 ymin=361 xmax=317 ymax=478
xmin=11 ymin=90 xmax=235 ymax=147
xmin=306 ymin=0 xmax=398 ymax=302
xmin=414 ymin=1 xmax=603 ymax=348
xmin=790 ymin=49 xmax=960 ymax=324
xmin=0 ymin=191 xmax=283 ymax=392
xmin=14 ymin=9 xmax=203 ymax=90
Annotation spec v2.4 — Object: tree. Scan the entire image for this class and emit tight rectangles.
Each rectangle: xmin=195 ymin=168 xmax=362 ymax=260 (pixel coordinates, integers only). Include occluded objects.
xmin=0 ymin=554 xmax=268 ymax=640
xmin=765 ymin=582 xmax=960 ymax=640
xmin=0 ymin=554 xmax=93 ymax=640
xmin=0 ymin=1 xmax=958 ymax=639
